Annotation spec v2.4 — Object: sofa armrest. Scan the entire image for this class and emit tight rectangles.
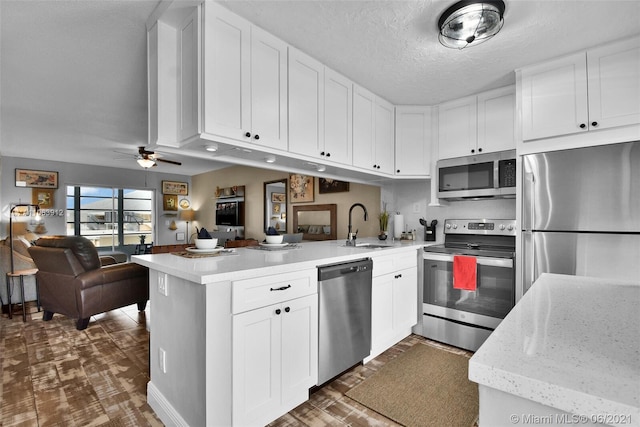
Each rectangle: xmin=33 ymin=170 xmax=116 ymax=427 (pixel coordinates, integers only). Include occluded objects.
xmin=75 ymin=263 xmax=148 ymax=290
xmin=100 ymin=256 xmax=118 ymax=266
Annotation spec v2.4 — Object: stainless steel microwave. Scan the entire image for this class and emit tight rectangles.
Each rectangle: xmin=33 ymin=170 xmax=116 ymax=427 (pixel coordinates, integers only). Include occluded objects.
xmin=437 ymin=150 xmax=516 ymax=200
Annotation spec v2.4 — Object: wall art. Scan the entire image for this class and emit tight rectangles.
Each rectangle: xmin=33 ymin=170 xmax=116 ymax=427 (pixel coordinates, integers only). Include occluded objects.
xmin=15 ymin=169 xmax=58 ymax=188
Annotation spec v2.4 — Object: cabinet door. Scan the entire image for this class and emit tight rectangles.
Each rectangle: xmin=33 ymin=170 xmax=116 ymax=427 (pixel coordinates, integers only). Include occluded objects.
xmin=587 ymin=37 xmax=640 ymax=131
xmin=477 ymin=86 xmax=515 ymax=154
xmin=395 ymin=106 xmax=432 ymax=176
xmin=520 ymin=52 xmax=589 ymax=141
xmin=178 ymin=9 xmax=200 ymax=143
xmin=232 ymin=303 xmax=281 ymax=426
xmin=352 ymin=84 xmax=376 ymax=170
xmin=280 ymin=294 xmax=318 ymax=407
xmin=202 ymin=2 xmax=251 ymax=140
xmin=371 ymin=273 xmax=395 ymax=352
xmin=250 ymin=26 xmax=288 ymax=150
xmin=288 ymin=48 xmax=324 ymax=157
xmin=374 ymin=97 xmax=395 ymax=175
xmin=393 ymin=267 xmax=418 ymax=331
xmin=438 ymin=95 xmax=477 ymax=159
xmin=323 ymin=68 xmax=353 ymax=165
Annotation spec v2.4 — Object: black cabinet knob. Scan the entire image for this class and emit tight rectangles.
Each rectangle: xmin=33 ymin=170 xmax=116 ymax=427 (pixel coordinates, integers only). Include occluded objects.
xmin=254 ymin=134 xmax=260 ymax=140
xmin=478 ymin=148 xmax=482 ymax=152
xmin=245 ymin=132 xmax=251 ymax=137
xmin=320 ymin=151 xmax=325 ymax=156
xmin=284 ymin=307 xmax=290 ymax=313
xmin=373 ymin=164 xmax=377 ymax=168
xmin=326 ymin=152 xmax=330 ymax=157
xmin=471 ymin=149 xmax=475 ymax=153
xmin=275 ymin=309 xmax=281 ymax=315
xmin=591 ymin=121 xmax=598 ymax=127
xmin=377 ymin=165 xmax=381 ymax=169
xmin=579 ymin=123 xmax=586 ymax=129
xmin=396 ymin=169 xmax=400 ymax=173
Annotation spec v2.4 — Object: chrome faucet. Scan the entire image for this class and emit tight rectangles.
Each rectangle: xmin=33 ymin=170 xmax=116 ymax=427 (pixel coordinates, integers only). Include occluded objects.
xmin=346 ymin=203 xmax=368 ymax=245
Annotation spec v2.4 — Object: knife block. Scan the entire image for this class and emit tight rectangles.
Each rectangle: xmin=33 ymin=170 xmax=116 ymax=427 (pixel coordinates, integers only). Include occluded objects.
xmin=424 ymin=226 xmax=436 ymax=241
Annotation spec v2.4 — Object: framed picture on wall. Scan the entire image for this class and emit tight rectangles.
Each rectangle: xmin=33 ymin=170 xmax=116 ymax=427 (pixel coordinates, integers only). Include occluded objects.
xmin=271 ymin=193 xmax=286 ymax=203
xmin=319 ymin=178 xmax=349 ymax=194
xmin=162 ymin=180 xmax=188 ymax=195
xmin=289 ymin=174 xmax=314 ymax=203
xmin=32 ymin=188 xmax=55 ymax=209
xmin=15 ymin=169 xmax=58 ymax=188
xmin=163 ymin=194 xmax=178 ymax=211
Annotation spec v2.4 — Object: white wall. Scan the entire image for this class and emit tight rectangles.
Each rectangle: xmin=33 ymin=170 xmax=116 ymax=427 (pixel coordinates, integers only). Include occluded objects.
xmin=1 ymin=156 xmax=192 ymax=246
xmin=381 ymin=180 xmax=516 ymax=242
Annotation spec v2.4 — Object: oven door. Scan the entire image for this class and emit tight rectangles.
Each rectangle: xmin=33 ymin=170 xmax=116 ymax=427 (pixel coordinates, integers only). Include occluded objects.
xmin=422 ymin=252 xmax=515 ymax=329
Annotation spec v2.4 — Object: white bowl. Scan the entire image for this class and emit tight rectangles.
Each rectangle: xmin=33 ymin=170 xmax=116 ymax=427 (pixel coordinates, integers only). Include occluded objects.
xmin=265 ymin=235 xmax=284 ymax=244
xmin=194 ymin=238 xmax=218 ymax=249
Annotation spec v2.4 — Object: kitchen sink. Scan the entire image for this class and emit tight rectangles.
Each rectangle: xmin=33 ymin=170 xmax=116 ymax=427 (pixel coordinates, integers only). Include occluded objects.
xmin=342 ymin=243 xmax=393 ymax=249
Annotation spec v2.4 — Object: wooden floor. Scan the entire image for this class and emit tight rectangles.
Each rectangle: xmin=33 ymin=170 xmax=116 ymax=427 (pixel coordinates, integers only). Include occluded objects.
xmin=1 ymin=302 xmax=472 ymax=427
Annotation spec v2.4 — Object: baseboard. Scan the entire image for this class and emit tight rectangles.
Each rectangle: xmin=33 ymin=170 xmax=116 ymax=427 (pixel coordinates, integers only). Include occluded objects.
xmin=147 ymin=381 xmax=189 ymax=427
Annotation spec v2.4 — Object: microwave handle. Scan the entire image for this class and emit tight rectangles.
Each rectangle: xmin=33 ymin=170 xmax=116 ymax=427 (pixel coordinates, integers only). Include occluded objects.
xmin=423 ymin=252 xmax=513 ymax=269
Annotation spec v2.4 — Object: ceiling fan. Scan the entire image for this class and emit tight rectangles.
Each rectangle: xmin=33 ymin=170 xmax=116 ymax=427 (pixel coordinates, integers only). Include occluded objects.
xmin=135 ymin=147 xmax=182 ymax=168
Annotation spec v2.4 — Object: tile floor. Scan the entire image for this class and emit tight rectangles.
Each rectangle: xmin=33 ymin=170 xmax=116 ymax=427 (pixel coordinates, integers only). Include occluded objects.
xmin=1 ymin=302 xmax=472 ymax=426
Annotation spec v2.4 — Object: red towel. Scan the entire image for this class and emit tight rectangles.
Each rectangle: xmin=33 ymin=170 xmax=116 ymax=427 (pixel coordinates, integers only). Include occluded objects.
xmin=453 ymin=255 xmax=477 ymax=291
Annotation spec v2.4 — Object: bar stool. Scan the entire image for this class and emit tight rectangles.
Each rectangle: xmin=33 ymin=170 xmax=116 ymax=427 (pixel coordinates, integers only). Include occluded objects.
xmin=5 ymin=268 xmax=39 ymax=322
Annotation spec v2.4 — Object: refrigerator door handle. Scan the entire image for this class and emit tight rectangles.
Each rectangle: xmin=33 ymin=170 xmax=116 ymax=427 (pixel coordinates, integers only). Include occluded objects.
xmin=523 ymin=166 xmax=535 ymax=231
xmin=522 ymin=231 xmax=535 ymax=293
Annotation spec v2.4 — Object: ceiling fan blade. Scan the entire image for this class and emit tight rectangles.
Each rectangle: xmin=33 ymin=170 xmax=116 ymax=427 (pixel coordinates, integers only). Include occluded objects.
xmin=156 ymin=158 xmax=182 ymax=166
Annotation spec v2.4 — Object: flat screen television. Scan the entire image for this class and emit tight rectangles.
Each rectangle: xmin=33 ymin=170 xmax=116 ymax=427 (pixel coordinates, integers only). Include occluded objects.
xmin=216 ymin=201 xmax=245 ymax=226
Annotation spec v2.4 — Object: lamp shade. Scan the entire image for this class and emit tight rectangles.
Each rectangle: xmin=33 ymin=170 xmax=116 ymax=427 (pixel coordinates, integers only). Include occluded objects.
xmin=137 ymin=158 xmax=156 ymax=168
xmin=438 ymin=0 xmax=505 ymax=49
xmin=179 ymin=209 xmax=196 ymax=222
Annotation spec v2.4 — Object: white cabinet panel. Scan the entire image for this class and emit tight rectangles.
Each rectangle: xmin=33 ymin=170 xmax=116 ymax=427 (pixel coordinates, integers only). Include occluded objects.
xmin=374 ymin=97 xmax=395 ymax=175
xmin=352 ymin=85 xmax=376 ymax=170
xmin=438 ymin=95 xmax=477 ymax=159
xmin=477 ymin=86 xmax=515 ymax=154
xmin=323 ymin=69 xmax=353 ymax=164
xmin=395 ymin=106 xmax=432 ymax=176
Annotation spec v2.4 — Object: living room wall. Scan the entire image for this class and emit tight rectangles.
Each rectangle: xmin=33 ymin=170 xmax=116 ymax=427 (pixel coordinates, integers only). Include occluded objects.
xmin=191 ymin=165 xmax=382 ymax=241
xmin=0 ymin=156 xmax=191 ymax=246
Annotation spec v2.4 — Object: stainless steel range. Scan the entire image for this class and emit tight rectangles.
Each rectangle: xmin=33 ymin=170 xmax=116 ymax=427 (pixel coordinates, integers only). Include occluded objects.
xmin=420 ymin=218 xmax=516 ymax=351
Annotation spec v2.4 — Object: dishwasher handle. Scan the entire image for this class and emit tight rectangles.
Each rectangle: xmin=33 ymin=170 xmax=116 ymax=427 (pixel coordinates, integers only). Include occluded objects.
xmin=318 ymin=258 xmax=372 ymax=281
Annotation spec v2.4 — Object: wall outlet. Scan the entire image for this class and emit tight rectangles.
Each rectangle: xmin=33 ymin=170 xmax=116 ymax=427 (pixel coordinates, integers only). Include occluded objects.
xmin=158 ymin=273 xmax=168 ymax=296
xmin=159 ymin=348 xmax=167 ymax=373
xmin=413 ymin=202 xmax=421 ymax=213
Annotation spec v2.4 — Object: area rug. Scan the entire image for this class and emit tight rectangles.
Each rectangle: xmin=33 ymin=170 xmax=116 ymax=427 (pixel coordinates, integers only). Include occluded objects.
xmin=346 ymin=343 xmax=478 ymax=427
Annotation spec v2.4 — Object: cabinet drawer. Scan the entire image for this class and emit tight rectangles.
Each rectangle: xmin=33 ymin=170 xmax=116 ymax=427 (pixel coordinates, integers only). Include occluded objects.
xmin=232 ymin=269 xmax=317 ymax=314
xmin=372 ymin=252 xmax=418 ymax=277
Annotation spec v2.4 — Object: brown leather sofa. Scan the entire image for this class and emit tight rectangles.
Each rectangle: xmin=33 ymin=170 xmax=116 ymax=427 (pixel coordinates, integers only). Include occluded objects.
xmin=28 ymin=236 xmax=149 ymax=330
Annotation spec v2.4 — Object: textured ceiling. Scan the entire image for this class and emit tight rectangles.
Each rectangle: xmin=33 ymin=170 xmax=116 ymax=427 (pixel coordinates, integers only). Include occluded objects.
xmin=1 ymin=0 xmax=640 ymax=175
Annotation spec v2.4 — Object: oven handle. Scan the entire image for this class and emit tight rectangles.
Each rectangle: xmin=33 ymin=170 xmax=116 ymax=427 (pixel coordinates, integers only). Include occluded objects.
xmin=423 ymin=252 xmax=513 ymax=268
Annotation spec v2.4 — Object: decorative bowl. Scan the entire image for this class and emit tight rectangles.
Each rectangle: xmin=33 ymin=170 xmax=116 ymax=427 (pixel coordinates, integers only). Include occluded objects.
xmin=194 ymin=238 xmax=218 ymax=249
xmin=265 ymin=235 xmax=284 ymax=244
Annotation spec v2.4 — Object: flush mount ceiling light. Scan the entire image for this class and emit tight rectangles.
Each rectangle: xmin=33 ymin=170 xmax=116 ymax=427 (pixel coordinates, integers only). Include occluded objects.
xmin=438 ymin=0 xmax=505 ymax=49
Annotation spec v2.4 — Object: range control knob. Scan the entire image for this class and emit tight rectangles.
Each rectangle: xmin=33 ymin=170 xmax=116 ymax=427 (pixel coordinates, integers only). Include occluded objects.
xmin=499 ymin=224 xmax=506 ymax=230
xmin=452 ymin=224 xmax=458 ymax=229
xmin=507 ymin=224 xmax=514 ymax=231
xmin=446 ymin=223 xmax=452 ymax=229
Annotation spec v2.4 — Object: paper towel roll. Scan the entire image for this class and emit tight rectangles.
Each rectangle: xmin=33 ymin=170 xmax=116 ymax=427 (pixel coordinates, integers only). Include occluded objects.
xmin=394 ymin=214 xmax=404 ymax=239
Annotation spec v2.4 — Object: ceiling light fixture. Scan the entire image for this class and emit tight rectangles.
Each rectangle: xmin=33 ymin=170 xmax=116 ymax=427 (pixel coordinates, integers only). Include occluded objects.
xmin=137 ymin=158 xmax=156 ymax=168
xmin=316 ymin=165 xmax=326 ymax=172
xmin=265 ymin=155 xmax=276 ymax=163
xmin=438 ymin=0 xmax=505 ymax=49
xmin=205 ymin=144 xmax=218 ymax=152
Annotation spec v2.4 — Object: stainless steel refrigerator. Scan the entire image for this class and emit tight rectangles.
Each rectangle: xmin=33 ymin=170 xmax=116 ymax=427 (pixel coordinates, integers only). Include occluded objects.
xmin=522 ymin=141 xmax=640 ymax=293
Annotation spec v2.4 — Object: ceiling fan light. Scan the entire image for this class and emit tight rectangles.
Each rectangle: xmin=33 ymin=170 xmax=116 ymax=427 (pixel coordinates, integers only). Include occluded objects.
xmin=137 ymin=158 xmax=156 ymax=168
xmin=438 ymin=0 xmax=505 ymax=49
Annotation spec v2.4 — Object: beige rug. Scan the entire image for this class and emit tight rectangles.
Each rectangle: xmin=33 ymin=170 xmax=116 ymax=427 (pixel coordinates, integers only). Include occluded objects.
xmin=346 ymin=343 xmax=478 ymax=427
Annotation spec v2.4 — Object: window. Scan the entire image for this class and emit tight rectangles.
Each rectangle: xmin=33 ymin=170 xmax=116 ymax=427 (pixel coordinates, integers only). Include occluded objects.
xmin=66 ymin=186 xmax=154 ymax=248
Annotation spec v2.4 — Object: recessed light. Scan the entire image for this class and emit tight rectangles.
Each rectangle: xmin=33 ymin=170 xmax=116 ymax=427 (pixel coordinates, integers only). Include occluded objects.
xmin=317 ymin=165 xmax=326 ymax=172
xmin=205 ymin=144 xmax=218 ymax=152
xmin=265 ymin=155 xmax=276 ymax=163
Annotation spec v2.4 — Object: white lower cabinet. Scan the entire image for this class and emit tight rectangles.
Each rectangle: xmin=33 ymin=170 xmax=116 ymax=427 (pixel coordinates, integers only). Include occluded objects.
xmin=369 ymin=254 xmax=418 ymax=361
xmin=232 ymin=293 xmax=318 ymax=427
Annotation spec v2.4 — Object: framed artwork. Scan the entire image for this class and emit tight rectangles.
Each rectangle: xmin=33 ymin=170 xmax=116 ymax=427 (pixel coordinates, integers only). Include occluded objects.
xmin=163 ymin=194 xmax=178 ymax=211
xmin=272 ymin=204 xmax=281 ymax=214
xmin=32 ymin=188 xmax=55 ymax=208
xmin=162 ymin=180 xmax=188 ymax=195
xmin=271 ymin=192 xmax=286 ymax=203
xmin=15 ymin=169 xmax=58 ymax=188
xmin=179 ymin=198 xmax=190 ymax=209
xmin=319 ymin=178 xmax=349 ymax=194
xmin=289 ymin=174 xmax=314 ymax=203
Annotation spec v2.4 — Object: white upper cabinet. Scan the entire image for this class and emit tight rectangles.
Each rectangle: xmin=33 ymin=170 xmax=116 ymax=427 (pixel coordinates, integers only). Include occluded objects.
xmin=353 ymin=85 xmax=394 ymax=175
xmin=288 ymin=48 xmax=324 ymax=159
xmin=395 ymin=106 xmax=432 ymax=177
xmin=288 ymin=56 xmax=353 ymax=165
xmin=438 ymin=86 xmax=515 ymax=160
xmin=520 ymin=37 xmax=640 ymax=143
xmin=438 ymin=95 xmax=477 ymax=160
xmin=202 ymin=2 xmax=288 ymax=150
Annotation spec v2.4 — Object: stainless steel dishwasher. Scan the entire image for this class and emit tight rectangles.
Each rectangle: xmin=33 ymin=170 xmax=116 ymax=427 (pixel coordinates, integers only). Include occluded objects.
xmin=317 ymin=257 xmax=373 ymax=385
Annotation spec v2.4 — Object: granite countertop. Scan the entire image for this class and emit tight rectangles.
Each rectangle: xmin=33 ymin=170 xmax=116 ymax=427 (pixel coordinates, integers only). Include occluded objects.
xmin=132 ymin=238 xmax=431 ymax=284
xmin=469 ymin=273 xmax=640 ymax=422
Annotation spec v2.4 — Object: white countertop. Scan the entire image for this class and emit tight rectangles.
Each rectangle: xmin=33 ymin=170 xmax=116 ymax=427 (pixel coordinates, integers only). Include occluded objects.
xmin=132 ymin=238 xmax=428 ymax=283
xmin=469 ymin=273 xmax=640 ymax=421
